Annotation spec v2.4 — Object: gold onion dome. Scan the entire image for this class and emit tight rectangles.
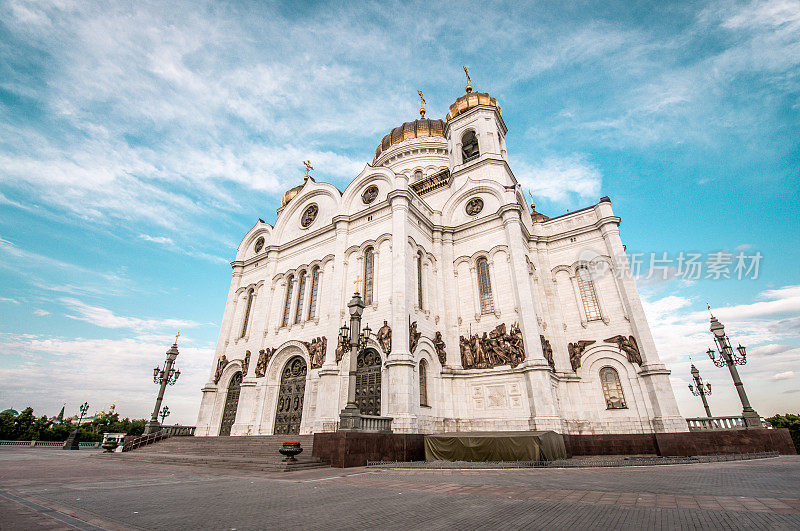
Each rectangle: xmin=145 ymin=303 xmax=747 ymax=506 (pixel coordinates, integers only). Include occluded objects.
xmin=281 ymin=179 xmax=306 ymax=207
xmin=281 ymin=160 xmax=314 ymax=207
xmin=445 ymin=90 xmax=501 ymax=121
xmin=374 ymin=118 xmax=445 ymax=160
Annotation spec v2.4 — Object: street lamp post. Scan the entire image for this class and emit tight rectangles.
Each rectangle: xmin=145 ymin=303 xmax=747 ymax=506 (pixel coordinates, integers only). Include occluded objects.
xmin=144 ymin=334 xmax=181 ymax=434
xmin=705 ymin=306 xmax=761 ymax=428
xmin=688 ymin=361 xmax=713 ymax=418
xmin=159 ymin=405 xmax=170 ymax=425
xmin=338 ymin=286 xmax=373 ymax=431
xmin=62 ymin=402 xmax=89 ymax=450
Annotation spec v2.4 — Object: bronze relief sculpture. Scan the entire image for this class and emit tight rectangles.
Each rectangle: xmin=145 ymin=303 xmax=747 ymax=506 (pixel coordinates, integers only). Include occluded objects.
xmin=214 ymin=354 xmax=229 ymax=384
xmin=242 ymin=350 xmax=251 ymax=377
xmin=300 ymin=204 xmax=318 ymax=228
xmin=409 ymin=320 xmax=421 ymax=354
xmin=458 ymin=322 xmax=525 ymax=369
xmin=303 ymin=337 xmax=327 ymax=369
xmin=604 ymin=335 xmax=642 ymax=365
xmin=465 ymin=197 xmax=484 ymax=216
xmin=540 ymin=335 xmax=554 ymax=370
xmin=568 ymin=340 xmax=596 ymax=371
xmin=362 ymin=185 xmax=379 ymax=204
xmin=255 ymin=348 xmax=274 ymax=377
xmin=376 ymin=320 xmax=391 ymax=355
xmin=433 ymin=331 xmax=446 ymax=365
xmin=335 ymin=334 xmax=347 ymax=364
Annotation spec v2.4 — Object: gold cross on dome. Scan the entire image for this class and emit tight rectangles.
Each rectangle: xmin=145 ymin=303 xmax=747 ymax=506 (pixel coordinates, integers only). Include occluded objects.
xmin=463 ymin=65 xmax=471 ymax=85
xmin=303 ymin=160 xmax=314 ymax=178
xmin=417 ymin=90 xmax=426 ymax=108
xmin=353 ymin=275 xmax=362 ymax=292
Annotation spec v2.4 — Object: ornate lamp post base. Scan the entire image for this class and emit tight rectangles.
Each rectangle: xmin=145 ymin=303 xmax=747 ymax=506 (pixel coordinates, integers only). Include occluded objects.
xmin=742 ymin=409 xmax=762 ymax=428
xmin=338 ymin=405 xmax=363 ymax=432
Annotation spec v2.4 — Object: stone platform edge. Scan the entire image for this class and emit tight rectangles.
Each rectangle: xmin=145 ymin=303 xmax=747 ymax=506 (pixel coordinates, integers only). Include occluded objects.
xmin=313 ymin=429 xmax=795 ymax=467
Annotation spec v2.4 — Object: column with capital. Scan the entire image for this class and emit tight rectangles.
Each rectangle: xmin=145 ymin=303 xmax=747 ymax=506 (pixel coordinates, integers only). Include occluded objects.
xmin=384 ymin=180 xmax=416 ymax=432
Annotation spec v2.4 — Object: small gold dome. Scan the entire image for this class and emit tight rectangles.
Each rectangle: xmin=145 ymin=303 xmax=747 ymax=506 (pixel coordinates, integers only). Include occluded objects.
xmin=446 ymin=91 xmax=501 ymax=121
xmin=281 ymin=177 xmax=308 ymax=207
xmin=373 ymin=118 xmax=446 ymax=161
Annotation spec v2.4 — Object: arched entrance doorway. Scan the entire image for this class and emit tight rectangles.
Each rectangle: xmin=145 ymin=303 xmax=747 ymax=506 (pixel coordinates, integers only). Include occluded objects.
xmin=356 ymin=349 xmax=381 ymax=416
xmin=219 ymin=372 xmax=242 ymax=436
xmin=274 ymin=356 xmax=307 ymax=435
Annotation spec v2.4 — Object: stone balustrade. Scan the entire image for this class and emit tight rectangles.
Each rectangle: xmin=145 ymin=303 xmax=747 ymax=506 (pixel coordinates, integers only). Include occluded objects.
xmin=359 ymin=415 xmax=393 ymax=433
xmin=686 ymin=416 xmax=746 ymax=431
xmin=165 ymin=425 xmax=196 ymax=437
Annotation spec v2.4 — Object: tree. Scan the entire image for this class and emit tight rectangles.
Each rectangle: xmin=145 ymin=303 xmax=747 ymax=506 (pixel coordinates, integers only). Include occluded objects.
xmin=766 ymin=414 xmax=800 ymax=452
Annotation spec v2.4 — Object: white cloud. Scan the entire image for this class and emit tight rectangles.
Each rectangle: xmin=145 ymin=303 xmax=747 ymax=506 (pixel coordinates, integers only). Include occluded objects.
xmin=513 ymin=155 xmax=602 ymax=203
xmin=0 ymin=332 xmax=210 ymax=424
xmin=642 ymin=284 xmax=800 ymax=417
xmin=0 ymin=297 xmax=20 ymax=304
xmin=138 ymin=234 xmax=174 ymax=246
xmin=33 ymin=309 xmax=50 ymax=316
xmin=61 ymin=297 xmax=201 ymax=331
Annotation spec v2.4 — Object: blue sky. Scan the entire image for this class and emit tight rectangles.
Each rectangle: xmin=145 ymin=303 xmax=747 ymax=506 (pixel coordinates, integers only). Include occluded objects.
xmin=0 ymin=0 xmax=798 ymax=424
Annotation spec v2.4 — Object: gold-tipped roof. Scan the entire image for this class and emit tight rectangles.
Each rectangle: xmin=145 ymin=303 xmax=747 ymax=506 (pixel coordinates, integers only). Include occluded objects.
xmin=281 ymin=161 xmax=314 ymax=207
xmin=373 ymin=118 xmax=445 ymax=160
xmin=446 ymin=91 xmax=501 ymax=121
xmin=445 ymin=66 xmax=501 ymax=121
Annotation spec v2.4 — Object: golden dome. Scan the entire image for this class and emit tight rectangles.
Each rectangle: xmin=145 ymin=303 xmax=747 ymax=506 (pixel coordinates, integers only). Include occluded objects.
xmin=446 ymin=91 xmax=501 ymax=121
xmin=281 ymin=176 xmax=308 ymax=207
xmin=373 ymin=118 xmax=446 ymax=160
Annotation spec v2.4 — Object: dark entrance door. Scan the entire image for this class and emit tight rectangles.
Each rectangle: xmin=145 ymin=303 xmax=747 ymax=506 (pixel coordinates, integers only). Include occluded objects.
xmin=274 ymin=356 xmax=307 ymax=435
xmin=219 ymin=372 xmax=242 ymax=436
xmin=356 ymin=349 xmax=381 ymax=416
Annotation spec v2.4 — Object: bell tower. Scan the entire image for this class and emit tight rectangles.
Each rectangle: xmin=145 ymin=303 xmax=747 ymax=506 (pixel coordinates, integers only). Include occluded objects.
xmin=445 ymin=67 xmax=508 ymax=171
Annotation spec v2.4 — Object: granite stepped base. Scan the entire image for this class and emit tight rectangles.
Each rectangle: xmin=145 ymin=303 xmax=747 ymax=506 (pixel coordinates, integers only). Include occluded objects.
xmin=111 ymin=435 xmax=328 ymax=472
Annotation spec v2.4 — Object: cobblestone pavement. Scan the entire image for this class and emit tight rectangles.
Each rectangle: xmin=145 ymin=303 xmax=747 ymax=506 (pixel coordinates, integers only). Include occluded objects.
xmin=1 ymin=449 xmax=799 ymax=530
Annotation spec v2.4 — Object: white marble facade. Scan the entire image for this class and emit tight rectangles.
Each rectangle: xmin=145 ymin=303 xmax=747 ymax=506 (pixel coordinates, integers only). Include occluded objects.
xmin=196 ymin=85 xmax=687 ymax=437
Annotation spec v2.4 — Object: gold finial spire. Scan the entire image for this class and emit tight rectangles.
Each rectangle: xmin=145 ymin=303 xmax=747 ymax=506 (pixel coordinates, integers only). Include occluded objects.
xmin=303 ymin=160 xmax=314 ymax=179
xmin=528 ymin=189 xmax=535 ymax=212
xmin=707 ymin=302 xmax=714 ymax=318
xmin=417 ymin=90 xmax=426 ymax=118
xmin=463 ymin=65 xmax=473 ymax=93
xmin=174 ymin=331 xmax=180 ymax=344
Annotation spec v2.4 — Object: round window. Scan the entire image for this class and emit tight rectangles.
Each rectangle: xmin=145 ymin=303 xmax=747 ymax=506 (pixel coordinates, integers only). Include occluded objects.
xmin=254 ymin=237 xmax=265 ymax=253
xmin=300 ymin=204 xmax=318 ymax=228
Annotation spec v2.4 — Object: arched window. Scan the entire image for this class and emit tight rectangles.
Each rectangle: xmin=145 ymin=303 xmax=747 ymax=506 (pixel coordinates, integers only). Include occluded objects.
xmin=600 ymin=367 xmax=627 ymax=409
xmin=417 ymin=252 xmax=424 ymax=309
xmin=419 ymin=359 xmax=429 ymax=407
xmin=364 ymin=247 xmax=374 ymax=305
xmin=240 ymin=288 xmax=254 ymax=338
xmin=476 ymin=257 xmax=494 ymax=314
xmin=413 ymin=169 xmax=423 ymax=181
xmin=294 ymin=271 xmax=306 ymax=324
xmin=461 ymin=130 xmax=479 ymax=163
xmin=307 ymin=267 xmax=320 ymax=320
xmin=282 ymin=275 xmax=294 ymax=327
xmin=576 ymin=266 xmax=602 ymax=321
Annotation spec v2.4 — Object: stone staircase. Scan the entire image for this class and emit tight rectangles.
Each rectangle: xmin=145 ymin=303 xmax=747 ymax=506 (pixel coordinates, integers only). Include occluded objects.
xmin=111 ymin=435 xmax=328 ymax=472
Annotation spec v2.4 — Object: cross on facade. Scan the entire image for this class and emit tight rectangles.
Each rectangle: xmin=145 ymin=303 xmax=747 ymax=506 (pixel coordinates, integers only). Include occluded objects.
xmin=303 ymin=160 xmax=314 ymax=178
xmin=353 ymin=275 xmax=362 ymax=292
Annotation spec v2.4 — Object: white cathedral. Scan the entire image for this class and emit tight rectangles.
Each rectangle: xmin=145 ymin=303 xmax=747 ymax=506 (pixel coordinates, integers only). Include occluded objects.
xmin=195 ymin=77 xmax=687 ymax=437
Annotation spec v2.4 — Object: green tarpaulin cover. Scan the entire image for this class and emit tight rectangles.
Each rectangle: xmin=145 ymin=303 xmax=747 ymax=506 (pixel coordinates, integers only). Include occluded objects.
xmin=424 ymin=431 xmax=566 ymax=462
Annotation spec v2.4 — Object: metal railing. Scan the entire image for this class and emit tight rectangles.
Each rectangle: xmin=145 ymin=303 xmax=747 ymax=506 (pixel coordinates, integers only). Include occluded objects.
xmin=0 ymin=440 xmax=100 ymax=448
xmin=360 ymin=415 xmax=393 ymax=433
xmin=122 ymin=425 xmax=195 ymax=452
xmin=686 ymin=416 xmax=746 ymax=431
xmin=165 ymin=425 xmax=196 ymax=437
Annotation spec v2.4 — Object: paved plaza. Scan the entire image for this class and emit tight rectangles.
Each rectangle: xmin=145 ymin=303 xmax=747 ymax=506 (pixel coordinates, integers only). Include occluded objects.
xmin=1 ymin=449 xmax=799 ymax=530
